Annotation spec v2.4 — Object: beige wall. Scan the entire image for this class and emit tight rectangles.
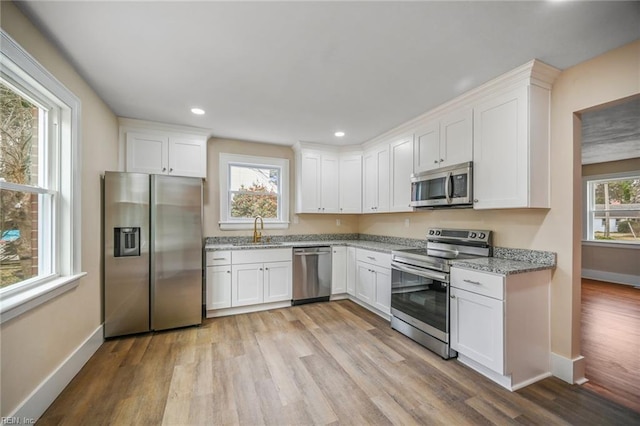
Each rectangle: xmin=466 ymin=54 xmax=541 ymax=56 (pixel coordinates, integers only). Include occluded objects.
xmin=555 ymin=39 xmax=639 ymax=358
xmin=581 ymin=157 xmax=640 ymax=280
xmin=1 ymin=2 xmax=119 ymax=416
xmin=204 ymin=137 xmax=359 ymax=238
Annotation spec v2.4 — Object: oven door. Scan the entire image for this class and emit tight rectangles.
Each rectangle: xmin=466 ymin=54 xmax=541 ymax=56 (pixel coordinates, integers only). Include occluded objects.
xmin=390 ymin=261 xmax=450 ymax=343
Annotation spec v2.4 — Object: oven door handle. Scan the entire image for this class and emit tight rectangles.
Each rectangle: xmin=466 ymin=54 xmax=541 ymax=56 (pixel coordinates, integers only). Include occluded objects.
xmin=391 ymin=262 xmax=448 ymax=282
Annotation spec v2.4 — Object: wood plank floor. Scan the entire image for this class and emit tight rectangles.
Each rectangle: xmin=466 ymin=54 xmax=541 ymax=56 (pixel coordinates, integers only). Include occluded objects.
xmin=581 ymin=278 xmax=640 ymax=413
xmin=38 ymin=300 xmax=639 ymax=425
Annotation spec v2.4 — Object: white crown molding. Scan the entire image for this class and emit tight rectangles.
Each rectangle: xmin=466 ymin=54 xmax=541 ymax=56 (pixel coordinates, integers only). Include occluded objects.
xmin=118 ymin=117 xmax=211 ymax=138
xmin=361 ymin=58 xmax=561 ymax=149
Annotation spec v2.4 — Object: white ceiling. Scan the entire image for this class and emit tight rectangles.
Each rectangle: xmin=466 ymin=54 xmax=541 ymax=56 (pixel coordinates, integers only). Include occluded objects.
xmin=17 ymin=1 xmax=640 ymax=146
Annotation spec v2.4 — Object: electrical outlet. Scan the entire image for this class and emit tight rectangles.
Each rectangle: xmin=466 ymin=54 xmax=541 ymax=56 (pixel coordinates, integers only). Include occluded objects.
xmin=336 ymin=219 xmax=341 ymax=226
xmin=404 ymin=218 xmax=410 ymax=228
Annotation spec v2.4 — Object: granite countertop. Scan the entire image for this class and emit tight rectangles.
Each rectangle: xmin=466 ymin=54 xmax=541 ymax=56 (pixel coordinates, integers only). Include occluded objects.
xmin=204 ymin=234 xmax=557 ymax=275
xmin=204 ymin=239 xmax=412 ymax=254
xmin=450 ymin=247 xmax=556 ymax=275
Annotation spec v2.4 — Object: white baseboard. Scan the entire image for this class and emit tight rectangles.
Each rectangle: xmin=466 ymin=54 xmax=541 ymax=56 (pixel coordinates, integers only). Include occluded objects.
xmin=582 ymin=269 xmax=639 ymax=287
xmin=9 ymin=324 xmax=104 ymax=421
xmin=551 ymin=352 xmax=587 ymax=385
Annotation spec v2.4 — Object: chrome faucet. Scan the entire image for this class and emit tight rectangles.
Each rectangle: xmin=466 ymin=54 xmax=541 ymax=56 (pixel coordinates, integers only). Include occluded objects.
xmin=253 ymin=215 xmax=264 ymax=243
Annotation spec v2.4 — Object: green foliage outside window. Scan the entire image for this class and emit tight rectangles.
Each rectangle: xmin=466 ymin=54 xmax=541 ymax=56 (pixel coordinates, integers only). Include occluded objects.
xmin=230 ymin=182 xmax=278 ymax=218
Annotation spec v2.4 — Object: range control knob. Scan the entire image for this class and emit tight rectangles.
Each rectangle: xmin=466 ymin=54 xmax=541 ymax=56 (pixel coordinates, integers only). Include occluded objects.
xmin=469 ymin=232 xmax=477 ymax=239
xmin=428 ymin=230 xmax=434 ymax=235
xmin=435 ymin=230 xmax=441 ymax=236
xmin=479 ymin=233 xmax=486 ymax=239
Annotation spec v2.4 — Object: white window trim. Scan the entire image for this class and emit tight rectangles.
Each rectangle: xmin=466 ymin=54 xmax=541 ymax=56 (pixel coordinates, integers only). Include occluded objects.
xmin=582 ymin=169 xmax=640 ymax=247
xmin=0 ymin=30 xmax=84 ymax=324
xmin=219 ymin=153 xmax=289 ymax=230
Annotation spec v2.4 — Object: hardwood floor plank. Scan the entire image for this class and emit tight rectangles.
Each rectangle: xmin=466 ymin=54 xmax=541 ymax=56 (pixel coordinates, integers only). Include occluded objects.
xmin=37 ymin=299 xmax=640 ymax=425
xmin=581 ymin=279 xmax=640 ymax=413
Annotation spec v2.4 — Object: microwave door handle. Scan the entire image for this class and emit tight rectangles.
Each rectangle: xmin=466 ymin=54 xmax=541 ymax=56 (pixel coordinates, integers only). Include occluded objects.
xmin=445 ymin=172 xmax=453 ymax=204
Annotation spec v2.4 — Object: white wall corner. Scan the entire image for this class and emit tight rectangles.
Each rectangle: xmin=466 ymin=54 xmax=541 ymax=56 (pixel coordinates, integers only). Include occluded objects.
xmin=9 ymin=325 xmax=104 ymax=422
xmin=551 ymin=352 xmax=588 ymax=385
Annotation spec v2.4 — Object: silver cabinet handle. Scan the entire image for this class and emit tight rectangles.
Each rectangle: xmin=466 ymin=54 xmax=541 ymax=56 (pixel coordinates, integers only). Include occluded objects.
xmin=169 ymin=168 xmax=173 ymax=172
xmin=213 ymin=257 xmax=226 ymax=260
xmin=433 ymin=160 xmax=438 ymax=164
xmin=162 ymin=167 xmax=167 ymax=172
xmin=367 ymin=256 xmax=376 ymax=261
xmin=226 ymin=270 xmax=231 ymax=274
xmin=259 ymin=268 xmax=263 ymax=271
xmin=450 ymin=294 xmax=455 ymax=299
xmin=463 ymin=279 xmax=482 ymax=285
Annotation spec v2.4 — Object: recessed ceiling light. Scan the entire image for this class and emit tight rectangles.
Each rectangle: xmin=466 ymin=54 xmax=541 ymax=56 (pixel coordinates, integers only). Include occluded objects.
xmin=191 ymin=107 xmax=205 ymax=115
xmin=334 ymin=131 xmax=345 ymax=137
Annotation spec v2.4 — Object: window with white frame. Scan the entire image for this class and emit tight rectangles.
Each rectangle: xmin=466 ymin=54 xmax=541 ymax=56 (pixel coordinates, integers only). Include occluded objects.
xmin=583 ymin=171 xmax=640 ymax=244
xmin=219 ymin=153 xmax=289 ymax=230
xmin=0 ymin=30 xmax=83 ymax=323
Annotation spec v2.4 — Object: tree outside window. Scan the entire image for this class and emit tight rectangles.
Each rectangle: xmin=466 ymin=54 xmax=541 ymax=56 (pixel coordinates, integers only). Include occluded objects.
xmin=229 ymin=165 xmax=280 ymax=219
xmin=0 ymin=83 xmax=40 ymax=288
xmin=588 ymin=176 xmax=640 ymax=242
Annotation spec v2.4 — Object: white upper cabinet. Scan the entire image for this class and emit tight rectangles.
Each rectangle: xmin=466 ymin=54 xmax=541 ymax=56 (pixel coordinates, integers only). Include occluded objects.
xmin=120 ymin=118 xmax=208 ymax=178
xmin=414 ymin=108 xmax=472 ymax=173
xmin=363 ymin=144 xmax=390 ymax=213
xmin=294 ymin=143 xmax=361 ymax=214
xmin=389 ymin=135 xmax=414 ymax=212
xmin=473 ymin=72 xmax=556 ymax=209
xmin=297 ymin=151 xmax=322 ymax=213
xmin=126 ymin=132 xmax=168 ymax=175
xmin=339 ymin=155 xmax=362 ymax=214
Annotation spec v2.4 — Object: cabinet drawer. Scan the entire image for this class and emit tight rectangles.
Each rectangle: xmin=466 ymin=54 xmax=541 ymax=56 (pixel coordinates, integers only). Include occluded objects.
xmin=206 ymin=250 xmax=231 ymax=266
xmin=232 ymin=248 xmax=292 ymax=264
xmin=356 ymin=249 xmax=391 ymax=267
xmin=451 ymin=267 xmax=504 ymax=300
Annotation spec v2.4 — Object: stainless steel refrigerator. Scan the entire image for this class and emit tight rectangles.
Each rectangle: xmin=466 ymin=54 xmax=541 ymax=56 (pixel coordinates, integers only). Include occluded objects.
xmin=103 ymin=172 xmax=203 ymax=338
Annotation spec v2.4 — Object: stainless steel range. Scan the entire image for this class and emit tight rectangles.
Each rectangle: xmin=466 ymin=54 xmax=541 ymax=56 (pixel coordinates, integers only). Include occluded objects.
xmin=390 ymin=228 xmax=492 ymax=359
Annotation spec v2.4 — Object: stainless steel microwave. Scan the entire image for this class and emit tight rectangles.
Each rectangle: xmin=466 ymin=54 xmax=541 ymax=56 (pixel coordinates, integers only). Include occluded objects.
xmin=410 ymin=161 xmax=473 ymax=209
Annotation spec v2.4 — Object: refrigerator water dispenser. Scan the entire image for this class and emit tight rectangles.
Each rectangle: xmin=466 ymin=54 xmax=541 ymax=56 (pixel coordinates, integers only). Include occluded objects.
xmin=114 ymin=227 xmax=140 ymax=257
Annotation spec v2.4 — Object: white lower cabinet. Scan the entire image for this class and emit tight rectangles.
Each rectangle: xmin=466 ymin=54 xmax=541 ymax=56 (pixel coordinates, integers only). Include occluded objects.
xmin=354 ymin=249 xmax=391 ymax=316
xmin=346 ymin=247 xmax=357 ymax=296
xmin=206 ymin=248 xmax=292 ymax=317
xmin=232 ymin=263 xmax=264 ymax=307
xmin=206 ymin=265 xmax=232 ymax=310
xmin=263 ymin=261 xmax=293 ymax=303
xmin=450 ymin=266 xmax=551 ymax=391
xmin=450 ymin=286 xmax=504 ymax=373
xmin=331 ymin=246 xmax=347 ymax=295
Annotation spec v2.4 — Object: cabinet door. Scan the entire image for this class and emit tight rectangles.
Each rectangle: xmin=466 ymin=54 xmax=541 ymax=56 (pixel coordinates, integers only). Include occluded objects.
xmin=362 ymin=151 xmax=378 ymax=212
xmin=413 ymin=121 xmax=440 ymax=173
xmin=440 ymin=108 xmax=473 ymax=168
xmin=263 ymin=261 xmax=292 ymax=303
xmin=320 ymin=154 xmax=340 ymax=213
xmin=168 ymin=137 xmax=206 ymax=178
xmin=331 ymin=247 xmax=347 ymax=294
xmin=372 ymin=265 xmax=391 ymax=314
xmin=232 ymin=263 xmax=264 ymax=307
xmin=298 ymin=152 xmax=321 ymax=213
xmin=356 ymin=262 xmax=375 ymax=305
xmin=450 ymin=287 xmax=504 ymax=374
xmin=389 ymin=136 xmax=414 ymax=212
xmin=339 ymin=155 xmax=362 ymax=214
xmin=376 ymin=146 xmax=390 ymax=212
xmin=126 ymin=132 xmax=168 ymax=174
xmin=206 ymin=265 xmax=231 ymax=310
xmin=473 ymin=86 xmax=529 ymax=209
xmin=346 ymin=247 xmax=357 ymax=296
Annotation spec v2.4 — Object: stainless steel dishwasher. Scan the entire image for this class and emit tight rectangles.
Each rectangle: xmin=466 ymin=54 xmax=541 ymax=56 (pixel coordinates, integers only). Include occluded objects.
xmin=292 ymin=246 xmax=332 ymax=305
